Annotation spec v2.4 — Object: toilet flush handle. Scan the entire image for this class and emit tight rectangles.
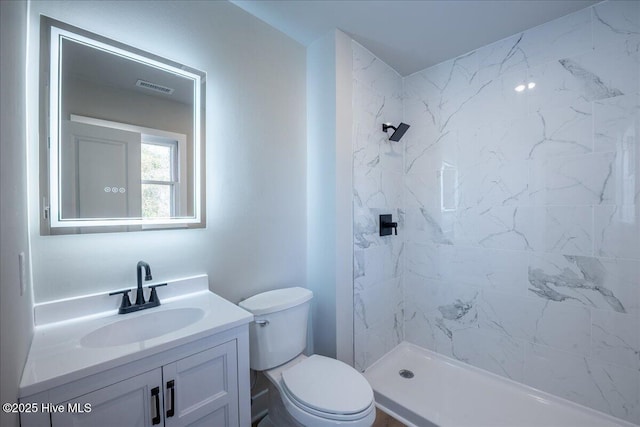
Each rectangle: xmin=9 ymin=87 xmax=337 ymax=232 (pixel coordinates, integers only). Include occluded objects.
xmin=255 ymin=319 xmax=269 ymax=327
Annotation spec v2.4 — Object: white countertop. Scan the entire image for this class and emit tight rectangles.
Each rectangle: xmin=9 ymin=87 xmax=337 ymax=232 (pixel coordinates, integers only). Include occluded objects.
xmin=20 ymin=275 xmax=253 ymax=397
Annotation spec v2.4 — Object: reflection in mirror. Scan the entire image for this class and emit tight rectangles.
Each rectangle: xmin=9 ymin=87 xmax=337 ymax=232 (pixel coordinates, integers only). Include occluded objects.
xmin=41 ymin=17 xmax=205 ymax=233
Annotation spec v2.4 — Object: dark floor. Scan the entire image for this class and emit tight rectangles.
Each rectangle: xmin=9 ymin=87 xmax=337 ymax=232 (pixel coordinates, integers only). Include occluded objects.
xmin=372 ymin=408 xmax=408 ymax=427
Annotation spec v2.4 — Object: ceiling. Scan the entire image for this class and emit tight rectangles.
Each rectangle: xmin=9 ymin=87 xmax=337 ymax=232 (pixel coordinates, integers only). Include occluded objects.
xmin=231 ymin=0 xmax=599 ymax=76
xmin=62 ymin=38 xmax=194 ymax=105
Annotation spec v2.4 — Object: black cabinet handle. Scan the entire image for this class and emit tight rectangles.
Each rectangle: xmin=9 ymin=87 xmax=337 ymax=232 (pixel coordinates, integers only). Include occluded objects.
xmin=166 ymin=380 xmax=175 ymax=418
xmin=151 ymin=386 xmax=161 ymax=425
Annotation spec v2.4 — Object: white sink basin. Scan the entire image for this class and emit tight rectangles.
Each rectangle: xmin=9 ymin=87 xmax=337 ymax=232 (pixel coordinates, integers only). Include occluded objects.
xmin=81 ymin=307 xmax=205 ymax=348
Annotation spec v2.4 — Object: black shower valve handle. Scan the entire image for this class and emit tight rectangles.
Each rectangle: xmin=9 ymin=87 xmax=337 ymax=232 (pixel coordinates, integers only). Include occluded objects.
xmin=379 ymin=214 xmax=398 ymax=236
xmin=384 ymin=221 xmax=398 ymax=235
xmin=390 ymin=222 xmax=398 ymax=235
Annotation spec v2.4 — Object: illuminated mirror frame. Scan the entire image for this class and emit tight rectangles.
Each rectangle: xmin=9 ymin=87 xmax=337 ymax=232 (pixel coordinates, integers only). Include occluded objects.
xmin=41 ymin=17 xmax=205 ymax=233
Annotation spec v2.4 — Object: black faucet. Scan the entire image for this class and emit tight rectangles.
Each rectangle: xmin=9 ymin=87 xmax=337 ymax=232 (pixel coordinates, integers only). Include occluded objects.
xmin=109 ymin=261 xmax=167 ymax=314
xmin=136 ymin=261 xmax=153 ymax=305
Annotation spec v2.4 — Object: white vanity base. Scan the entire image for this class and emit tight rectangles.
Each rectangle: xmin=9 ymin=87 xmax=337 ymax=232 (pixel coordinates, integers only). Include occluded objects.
xmin=19 ymin=275 xmax=253 ymax=427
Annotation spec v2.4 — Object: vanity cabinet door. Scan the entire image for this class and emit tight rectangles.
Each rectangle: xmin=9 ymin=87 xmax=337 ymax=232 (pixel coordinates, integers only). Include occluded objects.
xmin=163 ymin=340 xmax=239 ymax=427
xmin=51 ymin=369 xmax=163 ymax=427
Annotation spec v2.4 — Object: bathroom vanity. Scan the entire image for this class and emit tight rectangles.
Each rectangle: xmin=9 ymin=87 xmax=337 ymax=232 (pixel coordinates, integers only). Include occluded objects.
xmin=19 ymin=275 xmax=253 ymax=427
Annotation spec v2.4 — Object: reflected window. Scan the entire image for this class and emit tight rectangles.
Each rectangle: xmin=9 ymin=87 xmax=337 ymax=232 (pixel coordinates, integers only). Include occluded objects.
xmin=141 ymin=138 xmax=178 ymax=218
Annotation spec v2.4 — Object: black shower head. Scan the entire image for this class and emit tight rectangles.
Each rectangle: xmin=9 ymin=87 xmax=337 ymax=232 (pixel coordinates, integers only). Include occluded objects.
xmin=382 ymin=122 xmax=410 ymax=141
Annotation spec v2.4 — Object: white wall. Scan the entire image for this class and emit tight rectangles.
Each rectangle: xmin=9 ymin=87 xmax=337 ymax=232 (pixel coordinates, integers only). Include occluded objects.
xmin=307 ymin=31 xmax=337 ymax=358
xmin=0 ymin=1 xmax=35 ymax=426
xmin=306 ymin=29 xmax=354 ymax=361
xmin=27 ymin=1 xmax=307 ymax=304
xmin=334 ymin=30 xmax=354 ymax=365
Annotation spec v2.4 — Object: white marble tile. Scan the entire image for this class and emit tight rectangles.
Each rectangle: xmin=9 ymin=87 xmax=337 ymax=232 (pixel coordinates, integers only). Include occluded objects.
xmin=527 ymin=43 xmax=637 ymax=115
xmin=457 ymin=159 xmax=530 ymax=209
xmin=404 ymin=50 xmax=479 ymax=101
xmin=528 ymin=253 xmax=640 ymax=316
xmin=363 ymin=323 xmax=403 ymax=368
xmin=443 ymin=246 xmax=530 ymax=296
xmin=464 ymin=120 xmax=529 ymax=169
xmin=354 ymin=170 xmax=403 ymax=209
xmin=470 ymin=69 xmax=529 ymax=129
xmin=403 ymin=243 xmax=531 ymax=298
xmin=353 ymin=247 xmax=384 ymax=291
xmin=454 ymin=206 xmax=540 ymax=251
xmin=352 ymin=79 xmax=388 ymax=137
xmin=404 ymin=59 xmax=494 ymax=136
xmin=430 ymin=284 xmax=479 ymax=336
xmin=404 ymin=124 xmax=457 ymax=174
xmin=594 ymin=94 xmax=639 ymax=153
xmin=352 ymin=41 xmax=403 ymax=99
xmin=404 ymin=274 xmax=480 ymax=322
xmin=403 ymin=308 xmax=438 ymax=351
xmin=404 ymin=242 xmax=443 ymax=279
xmin=526 ymin=301 xmax=592 ymax=356
xmin=479 ymin=291 xmax=591 ymax=356
xmin=354 ymin=206 xmax=380 ymax=249
xmin=476 ymin=33 xmax=531 ymax=82
xmin=353 ymin=80 xmax=404 ymax=176
xmin=476 ymin=8 xmax=592 ymax=83
xmin=404 ymin=207 xmax=455 ymax=246
xmin=353 ymin=329 xmax=368 ymax=372
xmin=562 ymin=41 xmax=639 ymax=102
xmin=449 ymin=327 xmax=525 ymax=382
xmin=354 ymin=249 xmax=364 ymax=280
xmin=354 ymin=275 xmax=403 ymax=371
xmin=353 ymin=124 xmax=404 ymax=178
xmin=403 ymin=273 xmax=439 ymax=351
xmin=593 ymin=0 xmax=640 ymax=54
xmin=529 ymin=152 xmax=616 ymax=205
xmin=525 ymin=102 xmax=593 ymax=159
xmin=404 ymin=172 xmax=442 ymax=210
xmin=402 ymin=85 xmax=441 ymax=134
xmin=354 ymin=277 xmax=403 ymax=329
xmin=384 ymin=238 xmax=404 ymax=280
xmin=594 ymin=204 xmax=640 ymax=260
xmin=537 ymin=206 xmax=593 ymax=256
xmin=354 ymin=317 xmax=403 ymax=371
xmin=591 ymin=309 xmax=640 ymax=371
xmin=524 ymin=343 xmax=640 ymax=424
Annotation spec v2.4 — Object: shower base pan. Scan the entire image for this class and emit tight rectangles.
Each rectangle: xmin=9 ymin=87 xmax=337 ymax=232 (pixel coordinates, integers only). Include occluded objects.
xmin=364 ymin=342 xmax=634 ymax=427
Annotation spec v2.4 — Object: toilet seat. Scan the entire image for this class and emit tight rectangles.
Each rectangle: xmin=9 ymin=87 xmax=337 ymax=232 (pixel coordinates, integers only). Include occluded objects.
xmin=280 ymin=355 xmax=375 ymax=422
xmin=282 ymin=384 xmax=376 ymax=422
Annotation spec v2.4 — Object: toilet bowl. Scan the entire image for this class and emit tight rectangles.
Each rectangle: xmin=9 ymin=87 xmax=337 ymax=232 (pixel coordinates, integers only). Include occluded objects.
xmin=260 ymin=354 xmax=376 ymax=426
xmin=239 ymin=287 xmax=376 ymax=427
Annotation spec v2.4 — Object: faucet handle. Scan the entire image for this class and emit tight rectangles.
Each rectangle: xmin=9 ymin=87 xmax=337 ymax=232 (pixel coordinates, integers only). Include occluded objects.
xmin=109 ymin=289 xmax=132 ymax=313
xmin=148 ymin=283 xmax=167 ymax=305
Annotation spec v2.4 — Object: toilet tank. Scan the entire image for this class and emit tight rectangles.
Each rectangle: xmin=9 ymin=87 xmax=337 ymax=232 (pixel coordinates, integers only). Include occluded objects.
xmin=239 ymin=287 xmax=313 ymax=371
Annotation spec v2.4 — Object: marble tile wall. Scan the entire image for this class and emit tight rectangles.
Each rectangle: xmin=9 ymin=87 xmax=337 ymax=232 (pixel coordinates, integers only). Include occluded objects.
xmin=352 ymin=41 xmax=404 ymax=371
xmin=353 ymin=1 xmax=639 ymax=423
xmin=402 ymin=1 xmax=639 ymax=423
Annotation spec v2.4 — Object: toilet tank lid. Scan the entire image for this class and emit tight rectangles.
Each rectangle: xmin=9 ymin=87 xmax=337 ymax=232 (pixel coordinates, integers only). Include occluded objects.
xmin=239 ymin=287 xmax=312 ymax=315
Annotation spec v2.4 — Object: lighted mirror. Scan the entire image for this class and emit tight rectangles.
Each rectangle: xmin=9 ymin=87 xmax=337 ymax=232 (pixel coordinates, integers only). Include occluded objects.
xmin=40 ymin=17 xmax=205 ymax=234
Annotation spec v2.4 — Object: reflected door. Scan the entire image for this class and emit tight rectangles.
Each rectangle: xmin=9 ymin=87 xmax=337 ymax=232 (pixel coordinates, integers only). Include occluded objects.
xmin=61 ymin=120 xmax=141 ymax=219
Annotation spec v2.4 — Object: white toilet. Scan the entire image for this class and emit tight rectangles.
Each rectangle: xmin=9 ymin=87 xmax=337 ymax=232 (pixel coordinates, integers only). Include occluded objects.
xmin=239 ymin=287 xmax=376 ymax=427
